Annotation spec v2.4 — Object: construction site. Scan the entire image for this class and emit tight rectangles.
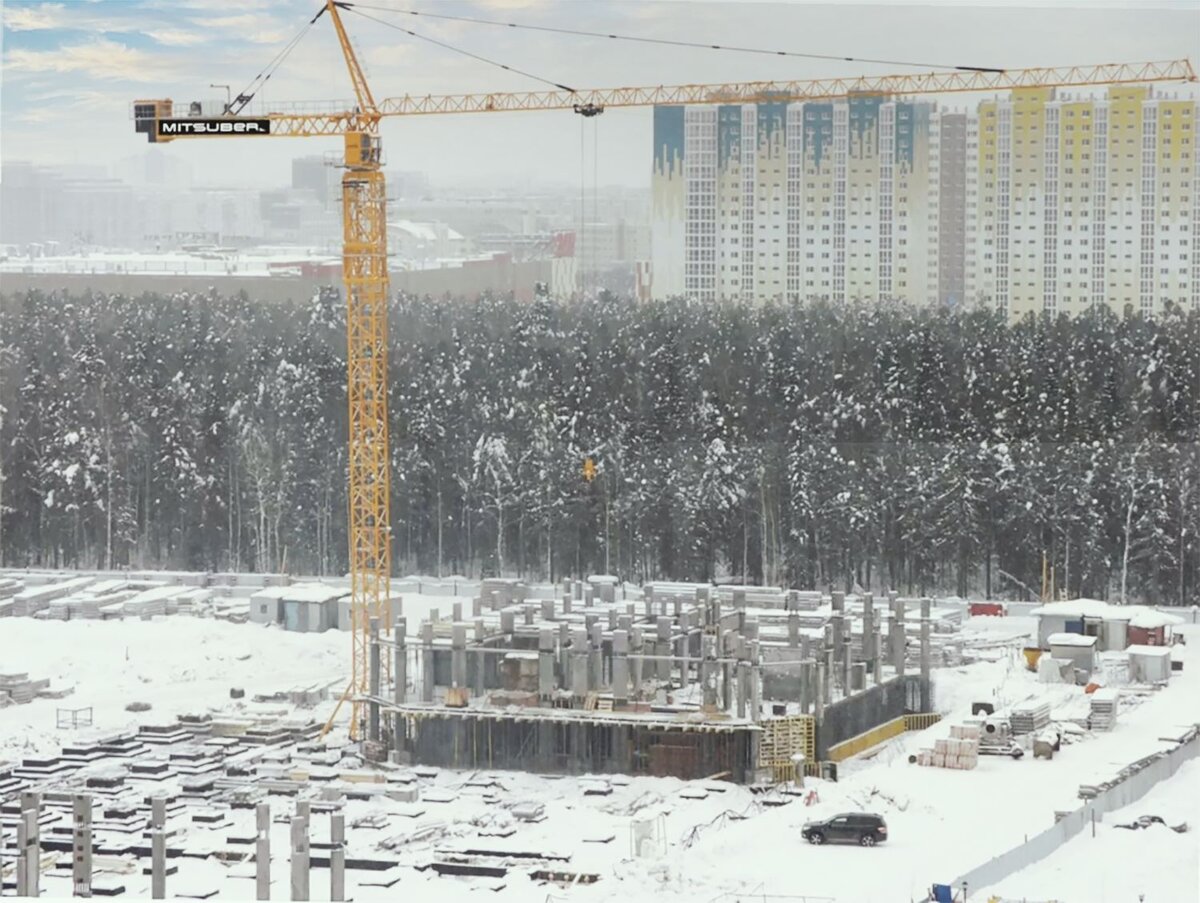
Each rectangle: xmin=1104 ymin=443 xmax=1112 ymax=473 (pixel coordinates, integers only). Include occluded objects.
xmin=2 ymin=566 xmax=1198 ymax=901
xmin=3 ymin=1 xmax=1200 ymax=901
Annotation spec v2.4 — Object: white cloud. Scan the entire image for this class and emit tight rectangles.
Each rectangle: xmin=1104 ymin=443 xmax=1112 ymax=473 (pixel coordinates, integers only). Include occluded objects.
xmin=144 ymin=28 xmax=207 ymax=47
xmin=4 ymin=37 xmax=182 ymax=82
xmin=3 ymin=2 xmax=73 ymax=30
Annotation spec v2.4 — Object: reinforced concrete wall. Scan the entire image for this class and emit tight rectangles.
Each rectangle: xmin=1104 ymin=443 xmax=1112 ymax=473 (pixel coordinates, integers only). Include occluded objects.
xmin=816 ymin=675 xmax=927 ymax=759
xmin=396 ymin=710 xmax=757 ymax=782
xmin=948 ymin=726 xmax=1200 ymax=893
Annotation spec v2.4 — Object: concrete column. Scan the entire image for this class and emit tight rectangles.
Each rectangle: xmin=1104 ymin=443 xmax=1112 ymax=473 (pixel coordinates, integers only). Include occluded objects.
xmin=500 ymin=607 xmax=515 ymax=634
xmin=290 ymin=807 xmax=310 ymax=901
xmin=656 ymin=617 xmax=672 ymax=684
xmin=736 ymin=660 xmax=749 ymax=719
xmin=612 ymin=630 xmax=630 ymax=705
xmin=851 ymin=662 xmax=867 ymax=692
xmin=452 ymin=601 xmax=463 ymax=623
xmin=823 ymin=641 xmax=834 ymax=705
xmin=523 ymin=603 xmax=536 ymax=626
xmin=330 ymin=812 xmax=345 ymax=903
xmin=538 ymin=627 xmax=556 ymax=698
xmin=720 ymin=630 xmax=733 ymax=711
xmin=541 ymin=598 xmax=555 ymax=622
xmin=873 ymin=619 xmax=884 ymax=685
xmin=799 ymin=633 xmax=812 ymax=661
xmin=920 ymin=597 xmax=932 ymax=711
xmin=17 ymin=791 xmax=39 ymax=898
xmin=814 ymin=661 xmax=825 ymax=720
xmin=643 ymin=586 xmax=654 ymax=619
xmin=589 ymin=622 xmax=604 ymax=689
xmin=562 ymin=592 xmax=572 ymax=615
xmin=584 ymin=586 xmax=596 ymax=608
xmin=862 ymin=594 xmax=875 ymax=670
xmin=788 ymin=611 xmax=800 ymax=648
xmin=558 ymin=622 xmax=571 ymax=690
xmin=630 ymin=628 xmax=644 ymax=698
xmin=73 ymin=794 xmax=93 ymax=898
xmin=701 ymin=634 xmax=718 ymax=708
xmin=571 ymin=626 xmax=590 ymax=696
xmin=393 ymin=616 xmax=407 ymax=705
xmin=368 ymin=617 xmax=381 ymax=741
xmin=474 ymin=646 xmax=486 ymax=697
xmin=472 ymin=596 xmax=483 ymax=618
xmin=256 ymin=802 xmax=271 ymax=901
xmin=830 ymin=591 xmax=845 ymax=683
xmin=799 ymin=660 xmax=814 ymax=714
xmin=607 ymin=607 xmax=618 ymax=631
xmin=749 ymin=641 xmax=761 ymax=723
xmin=151 ymin=796 xmax=167 ymax=900
xmin=420 ymin=620 xmax=435 ymax=703
xmin=892 ymin=595 xmax=907 ymax=675
xmin=841 ymin=636 xmax=852 ymax=695
xmin=678 ymin=610 xmax=691 ymax=688
xmin=450 ymin=623 xmax=467 ymax=689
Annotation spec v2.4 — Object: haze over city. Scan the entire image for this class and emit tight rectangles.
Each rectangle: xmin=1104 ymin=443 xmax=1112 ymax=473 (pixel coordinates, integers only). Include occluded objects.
xmin=3 ymin=0 xmax=1198 ymax=188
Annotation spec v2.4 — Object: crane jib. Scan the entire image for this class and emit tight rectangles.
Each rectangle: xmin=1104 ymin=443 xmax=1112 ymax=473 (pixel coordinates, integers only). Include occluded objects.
xmin=158 ymin=119 xmax=272 ymax=137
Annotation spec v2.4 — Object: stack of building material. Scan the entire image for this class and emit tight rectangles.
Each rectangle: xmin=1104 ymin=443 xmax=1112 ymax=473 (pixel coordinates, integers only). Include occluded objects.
xmin=74 ymin=591 xmax=128 ymax=618
xmin=1089 ymin=689 xmax=1119 ymax=731
xmin=0 ymin=578 xmax=20 ymax=618
xmin=0 ymin=673 xmax=36 ymax=705
xmin=122 ymin=585 xmax=180 ymax=618
xmin=915 ymin=724 xmax=980 ymax=770
xmin=11 ymin=576 xmax=94 ymax=616
xmin=174 ymin=588 xmax=213 ymax=616
xmin=1011 ymin=701 xmax=1052 ymax=735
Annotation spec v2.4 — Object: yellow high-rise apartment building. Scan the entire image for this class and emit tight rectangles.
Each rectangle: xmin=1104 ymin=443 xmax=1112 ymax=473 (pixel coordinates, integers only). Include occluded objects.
xmin=651 ymin=86 xmax=1199 ymax=318
xmin=968 ymin=87 xmax=1198 ymax=318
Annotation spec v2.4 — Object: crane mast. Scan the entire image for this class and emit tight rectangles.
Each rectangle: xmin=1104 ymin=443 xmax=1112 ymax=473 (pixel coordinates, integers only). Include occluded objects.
xmin=326 ymin=1 xmax=391 ymax=740
xmin=130 ymin=2 xmax=1196 ymax=740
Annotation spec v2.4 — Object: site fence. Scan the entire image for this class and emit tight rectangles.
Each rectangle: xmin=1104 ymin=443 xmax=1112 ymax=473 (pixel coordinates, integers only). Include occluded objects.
xmin=946 ymin=724 xmax=1200 ymax=894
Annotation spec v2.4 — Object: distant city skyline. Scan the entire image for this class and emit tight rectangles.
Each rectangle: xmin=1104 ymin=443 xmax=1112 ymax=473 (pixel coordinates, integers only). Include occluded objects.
xmin=3 ymin=1 xmax=1199 ymax=189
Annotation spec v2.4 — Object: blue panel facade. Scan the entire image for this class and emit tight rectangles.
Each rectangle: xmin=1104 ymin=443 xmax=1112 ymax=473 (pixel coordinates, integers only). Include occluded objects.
xmin=653 ymin=105 xmax=685 ymax=176
xmin=803 ymin=103 xmax=834 ymax=169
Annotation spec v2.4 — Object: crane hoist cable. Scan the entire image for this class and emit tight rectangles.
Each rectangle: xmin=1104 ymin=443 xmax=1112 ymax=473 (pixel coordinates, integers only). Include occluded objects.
xmin=344 ymin=1 xmax=1006 ymax=73
xmin=344 ymin=6 xmax=577 ymax=92
xmin=227 ymin=17 xmax=318 ymax=115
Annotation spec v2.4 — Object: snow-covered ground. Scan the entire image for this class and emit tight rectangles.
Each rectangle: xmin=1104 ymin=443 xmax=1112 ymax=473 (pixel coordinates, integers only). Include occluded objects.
xmin=0 ymin=618 xmax=346 ymax=758
xmin=978 ymin=758 xmax=1200 ymax=903
xmin=2 ymin=611 xmax=1197 ymax=902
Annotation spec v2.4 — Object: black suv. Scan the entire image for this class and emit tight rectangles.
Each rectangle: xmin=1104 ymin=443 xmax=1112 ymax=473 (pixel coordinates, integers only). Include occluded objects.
xmin=801 ymin=812 xmax=888 ymax=846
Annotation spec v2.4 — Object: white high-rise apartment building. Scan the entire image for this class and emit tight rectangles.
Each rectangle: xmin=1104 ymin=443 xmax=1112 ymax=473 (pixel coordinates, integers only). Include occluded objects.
xmin=650 ymin=86 xmax=1199 ymax=318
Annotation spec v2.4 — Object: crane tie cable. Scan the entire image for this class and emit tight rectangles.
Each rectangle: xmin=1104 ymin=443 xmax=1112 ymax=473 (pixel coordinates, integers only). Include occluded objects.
xmin=343 ymin=1 xmax=1005 ymax=73
xmin=344 ymin=6 xmax=577 ymax=93
xmin=228 ymin=17 xmax=317 ymax=114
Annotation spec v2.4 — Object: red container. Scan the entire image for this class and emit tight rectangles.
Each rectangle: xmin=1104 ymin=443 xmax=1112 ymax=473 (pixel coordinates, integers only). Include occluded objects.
xmin=969 ymin=602 xmax=1006 ymax=617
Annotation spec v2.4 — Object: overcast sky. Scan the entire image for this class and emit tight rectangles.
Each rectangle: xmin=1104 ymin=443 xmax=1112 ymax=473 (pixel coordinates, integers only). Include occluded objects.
xmin=3 ymin=0 xmax=1198 ymax=190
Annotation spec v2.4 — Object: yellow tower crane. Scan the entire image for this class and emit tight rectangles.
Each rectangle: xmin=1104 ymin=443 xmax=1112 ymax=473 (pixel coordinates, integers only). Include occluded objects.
xmin=132 ymin=1 xmax=1194 ymax=737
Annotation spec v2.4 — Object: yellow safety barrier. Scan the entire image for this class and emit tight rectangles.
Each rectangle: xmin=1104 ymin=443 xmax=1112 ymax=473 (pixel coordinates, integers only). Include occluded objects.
xmin=904 ymin=712 xmax=943 ymax=731
xmin=826 ymin=716 xmax=908 ymax=762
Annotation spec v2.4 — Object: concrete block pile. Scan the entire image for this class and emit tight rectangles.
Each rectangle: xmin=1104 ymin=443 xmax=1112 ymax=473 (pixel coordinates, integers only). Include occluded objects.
xmin=0 ymin=672 xmax=50 ymax=707
xmin=916 ymin=723 xmax=980 ymax=770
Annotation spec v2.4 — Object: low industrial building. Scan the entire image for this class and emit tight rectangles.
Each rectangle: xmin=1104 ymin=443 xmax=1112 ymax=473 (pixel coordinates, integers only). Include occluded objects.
xmin=1030 ymin=600 xmax=1182 ymax=652
xmin=249 ymin=584 xmax=347 ymax=633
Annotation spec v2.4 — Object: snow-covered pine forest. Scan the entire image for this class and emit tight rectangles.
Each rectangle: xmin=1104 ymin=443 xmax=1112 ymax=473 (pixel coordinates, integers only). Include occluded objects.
xmin=1 ymin=289 xmax=1197 ymax=604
